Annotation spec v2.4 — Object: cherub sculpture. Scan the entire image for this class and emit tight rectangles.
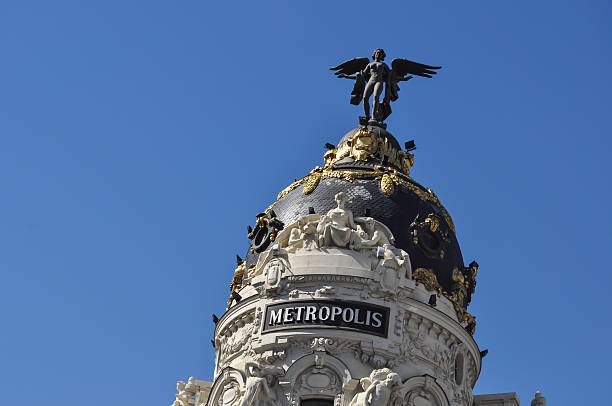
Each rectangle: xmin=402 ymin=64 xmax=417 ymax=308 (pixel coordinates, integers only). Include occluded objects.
xmin=330 ymin=48 xmax=441 ymax=122
xmin=349 ymin=369 xmax=401 ymax=406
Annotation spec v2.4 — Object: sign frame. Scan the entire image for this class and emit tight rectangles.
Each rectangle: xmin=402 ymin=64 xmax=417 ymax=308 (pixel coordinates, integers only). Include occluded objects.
xmin=262 ymin=299 xmax=390 ymax=338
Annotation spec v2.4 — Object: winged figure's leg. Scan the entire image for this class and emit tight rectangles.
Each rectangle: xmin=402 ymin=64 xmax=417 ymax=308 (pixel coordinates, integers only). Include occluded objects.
xmin=363 ymin=81 xmax=375 ymax=119
xmin=372 ymin=82 xmax=384 ymax=120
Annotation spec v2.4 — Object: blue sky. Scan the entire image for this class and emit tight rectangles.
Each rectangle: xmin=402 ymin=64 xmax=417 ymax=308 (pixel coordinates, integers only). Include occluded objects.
xmin=1 ymin=1 xmax=611 ymax=405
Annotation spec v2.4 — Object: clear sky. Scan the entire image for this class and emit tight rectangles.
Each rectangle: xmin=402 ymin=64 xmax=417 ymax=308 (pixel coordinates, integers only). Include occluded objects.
xmin=1 ymin=1 xmax=611 ymax=405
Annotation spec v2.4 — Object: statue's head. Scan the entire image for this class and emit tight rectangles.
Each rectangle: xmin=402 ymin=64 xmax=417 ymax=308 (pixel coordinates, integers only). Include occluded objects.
xmin=385 ymin=373 xmax=401 ymax=387
xmin=372 ymin=48 xmax=386 ymax=61
xmin=360 ymin=377 xmax=372 ymax=390
xmin=334 ymin=192 xmax=348 ymax=207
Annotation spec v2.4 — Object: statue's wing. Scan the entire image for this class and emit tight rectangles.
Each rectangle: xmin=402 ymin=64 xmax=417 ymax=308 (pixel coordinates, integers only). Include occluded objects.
xmin=330 ymin=57 xmax=369 ymax=76
xmin=391 ymin=58 xmax=441 ymax=78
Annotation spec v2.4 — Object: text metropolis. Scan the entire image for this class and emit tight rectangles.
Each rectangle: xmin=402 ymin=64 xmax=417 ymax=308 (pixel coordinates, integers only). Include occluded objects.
xmin=263 ymin=300 xmax=390 ymax=337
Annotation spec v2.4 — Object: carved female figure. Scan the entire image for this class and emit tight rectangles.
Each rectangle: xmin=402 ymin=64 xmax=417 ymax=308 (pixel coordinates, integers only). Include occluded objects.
xmin=317 ymin=192 xmax=361 ymax=249
xmin=239 ymin=362 xmax=284 ymax=406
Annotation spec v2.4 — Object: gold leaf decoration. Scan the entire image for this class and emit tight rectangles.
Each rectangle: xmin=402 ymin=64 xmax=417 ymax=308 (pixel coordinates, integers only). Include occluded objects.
xmin=303 ymin=171 xmax=321 ymax=195
xmin=272 ymin=167 xmax=455 ymax=233
xmin=380 ymin=173 xmax=394 ymax=196
xmin=413 ymin=267 xmax=442 ymax=296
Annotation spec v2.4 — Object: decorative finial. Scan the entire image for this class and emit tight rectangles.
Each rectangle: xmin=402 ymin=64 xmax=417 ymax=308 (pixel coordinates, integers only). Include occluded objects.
xmin=330 ymin=49 xmax=441 ymax=124
xmin=531 ymin=391 xmax=546 ymax=406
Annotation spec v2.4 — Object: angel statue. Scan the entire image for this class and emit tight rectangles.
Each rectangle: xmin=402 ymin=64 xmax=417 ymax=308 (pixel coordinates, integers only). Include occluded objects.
xmin=330 ymin=48 xmax=441 ymax=123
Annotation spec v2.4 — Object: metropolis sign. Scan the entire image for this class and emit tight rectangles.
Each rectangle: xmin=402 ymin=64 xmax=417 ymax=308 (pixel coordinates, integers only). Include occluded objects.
xmin=263 ymin=300 xmax=390 ymax=337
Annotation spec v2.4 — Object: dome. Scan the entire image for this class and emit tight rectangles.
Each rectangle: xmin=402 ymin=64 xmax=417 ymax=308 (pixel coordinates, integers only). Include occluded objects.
xmin=244 ymin=125 xmax=477 ymax=313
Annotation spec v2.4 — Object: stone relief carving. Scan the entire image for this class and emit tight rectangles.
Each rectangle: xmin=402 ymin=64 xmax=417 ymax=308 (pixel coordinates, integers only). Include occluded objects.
xmin=398 ymin=312 xmax=476 ymax=396
xmin=401 ymin=326 xmax=456 ymax=381
xmin=349 ymin=368 xmax=401 ymax=406
xmin=173 ymin=377 xmax=212 ymax=406
xmin=218 ymin=312 xmax=257 ymax=370
xmin=291 ymin=337 xmax=361 ymax=355
xmin=399 ymin=376 xmax=449 ymax=406
xmin=405 ymin=389 xmax=437 ymax=406
xmin=255 ymin=192 xmax=412 ymax=299
xmin=287 ymin=336 xmax=396 ymax=370
xmin=398 ymin=313 xmax=477 ymax=406
xmin=263 ymin=258 xmax=289 ymax=297
xmin=450 ymin=386 xmax=472 ymax=406
xmin=208 ymin=369 xmax=246 ymax=406
xmin=252 ymin=307 xmax=263 ymax=334
xmin=239 ymin=362 xmax=284 ymax=406
xmin=294 ymin=365 xmax=341 ymax=394
xmin=279 ymin=193 xmax=408 ymax=262
xmin=314 ymin=285 xmax=336 ymax=297
xmin=217 ymin=381 xmax=241 ymax=406
xmin=173 ymin=377 xmax=197 ymax=406
xmin=255 ymin=349 xmax=287 ymax=365
xmin=287 ymin=215 xmax=319 ymax=251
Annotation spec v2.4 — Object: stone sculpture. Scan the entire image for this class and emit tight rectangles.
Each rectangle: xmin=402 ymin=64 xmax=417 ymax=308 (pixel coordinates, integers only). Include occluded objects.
xmin=350 ymin=369 xmax=401 ymax=406
xmin=173 ymin=377 xmax=196 ymax=406
xmin=317 ymin=192 xmax=363 ymax=249
xmin=331 ymin=49 xmax=441 ymax=123
xmin=263 ymin=258 xmax=288 ymax=296
xmin=238 ymin=362 xmax=284 ymax=406
xmin=275 ymin=192 xmax=412 ymax=285
xmin=288 ymin=215 xmax=318 ymax=251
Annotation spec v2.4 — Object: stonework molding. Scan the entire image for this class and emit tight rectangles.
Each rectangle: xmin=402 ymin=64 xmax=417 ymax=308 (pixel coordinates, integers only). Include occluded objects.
xmin=217 ymin=310 xmax=258 ymax=371
xmin=282 ymin=335 xmax=398 ymax=370
xmin=262 ymin=257 xmax=290 ymax=297
xmin=207 ymin=368 xmax=246 ymax=406
xmin=398 ymin=375 xmax=450 ymax=406
xmin=473 ymin=392 xmax=520 ymax=406
xmin=281 ymin=353 xmax=355 ymax=406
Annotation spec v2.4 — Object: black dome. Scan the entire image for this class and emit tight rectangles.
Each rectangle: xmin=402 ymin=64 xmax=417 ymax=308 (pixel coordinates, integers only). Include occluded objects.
xmin=245 ymin=125 xmax=468 ymax=298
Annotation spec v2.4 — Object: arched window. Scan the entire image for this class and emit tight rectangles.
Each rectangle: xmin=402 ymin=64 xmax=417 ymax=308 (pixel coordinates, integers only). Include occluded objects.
xmin=300 ymin=399 xmax=334 ymax=406
xmin=454 ymin=352 xmax=465 ymax=386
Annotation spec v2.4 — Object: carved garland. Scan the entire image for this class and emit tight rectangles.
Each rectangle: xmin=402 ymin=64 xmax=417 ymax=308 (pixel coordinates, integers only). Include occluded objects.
xmin=217 ymin=311 xmax=257 ymax=369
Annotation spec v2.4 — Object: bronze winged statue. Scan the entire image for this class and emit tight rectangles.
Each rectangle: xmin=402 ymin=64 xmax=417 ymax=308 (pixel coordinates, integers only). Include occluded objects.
xmin=330 ymin=48 xmax=441 ymax=123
